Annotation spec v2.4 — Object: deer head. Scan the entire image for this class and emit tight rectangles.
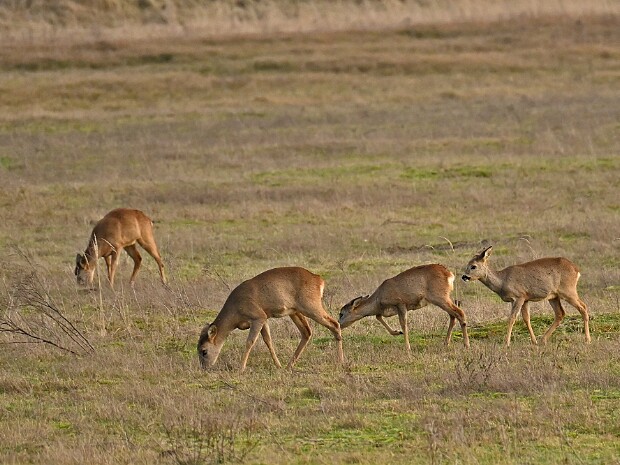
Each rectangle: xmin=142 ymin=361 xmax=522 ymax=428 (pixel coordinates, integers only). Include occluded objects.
xmin=462 ymin=246 xmax=493 ymax=282
xmin=338 ymin=295 xmax=370 ymax=328
xmin=74 ymin=253 xmax=95 ymax=286
xmin=197 ymin=324 xmax=223 ymax=369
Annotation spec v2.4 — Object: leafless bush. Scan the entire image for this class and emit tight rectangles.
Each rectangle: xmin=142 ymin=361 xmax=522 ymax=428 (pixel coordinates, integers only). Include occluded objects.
xmin=0 ymin=252 xmax=94 ymax=356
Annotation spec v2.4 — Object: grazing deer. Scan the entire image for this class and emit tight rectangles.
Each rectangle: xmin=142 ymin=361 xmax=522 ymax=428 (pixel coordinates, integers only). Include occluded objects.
xmin=338 ymin=264 xmax=469 ymax=351
xmin=197 ymin=266 xmax=344 ymax=373
xmin=74 ymin=208 xmax=166 ymax=288
xmin=462 ymin=246 xmax=591 ymax=346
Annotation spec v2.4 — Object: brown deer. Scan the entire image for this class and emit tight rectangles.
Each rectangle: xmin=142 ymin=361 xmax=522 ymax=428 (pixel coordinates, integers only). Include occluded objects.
xmin=74 ymin=208 xmax=166 ymax=288
xmin=462 ymin=246 xmax=591 ymax=346
xmin=197 ymin=266 xmax=344 ymax=373
xmin=338 ymin=264 xmax=469 ymax=351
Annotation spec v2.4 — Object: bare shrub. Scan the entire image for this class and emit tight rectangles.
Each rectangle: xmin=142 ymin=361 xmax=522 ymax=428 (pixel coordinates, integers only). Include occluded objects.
xmin=0 ymin=251 xmax=93 ymax=356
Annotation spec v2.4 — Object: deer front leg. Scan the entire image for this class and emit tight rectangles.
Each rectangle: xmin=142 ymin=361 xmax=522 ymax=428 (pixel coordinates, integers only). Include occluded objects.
xmin=505 ymin=298 xmax=525 ymax=346
xmin=107 ymin=249 xmax=124 ymax=289
xmin=376 ymin=315 xmax=403 ymax=336
xmin=104 ymin=255 xmax=112 ymax=278
xmin=397 ymin=304 xmax=411 ymax=352
xmin=239 ymin=319 xmax=265 ymax=374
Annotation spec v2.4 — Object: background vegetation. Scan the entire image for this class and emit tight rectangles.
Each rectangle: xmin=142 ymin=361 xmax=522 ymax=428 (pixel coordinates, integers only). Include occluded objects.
xmin=1 ymin=1 xmax=619 ymax=464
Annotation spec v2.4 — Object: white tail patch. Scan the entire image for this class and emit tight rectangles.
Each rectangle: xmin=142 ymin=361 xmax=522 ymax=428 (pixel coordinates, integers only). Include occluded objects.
xmin=447 ymin=272 xmax=455 ymax=291
xmin=319 ymin=281 xmax=325 ymax=298
xmin=577 ymin=271 xmax=581 ymax=281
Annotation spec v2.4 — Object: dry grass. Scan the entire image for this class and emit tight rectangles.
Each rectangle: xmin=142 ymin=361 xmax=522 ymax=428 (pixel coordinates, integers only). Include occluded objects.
xmin=1 ymin=3 xmax=620 ymax=464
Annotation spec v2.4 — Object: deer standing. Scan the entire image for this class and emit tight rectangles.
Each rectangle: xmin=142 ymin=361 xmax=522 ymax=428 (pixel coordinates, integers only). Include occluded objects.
xmin=338 ymin=264 xmax=469 ymax=351
xmin=462 ymin=246 xmax=591 ymax=345
xmin=74 ymin=208 xmax=166 ymax=288
xmin=197 ymin=266 xmax=344 ymax=373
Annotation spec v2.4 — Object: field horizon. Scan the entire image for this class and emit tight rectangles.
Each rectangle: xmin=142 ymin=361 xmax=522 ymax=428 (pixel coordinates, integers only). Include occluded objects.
xmin=1 ymin=2 xmax=619 ymax=464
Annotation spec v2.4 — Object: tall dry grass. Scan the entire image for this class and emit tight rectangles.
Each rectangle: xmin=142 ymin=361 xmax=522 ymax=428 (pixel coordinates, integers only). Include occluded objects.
xmin=2 ymin=0 xmax=619 ymax=45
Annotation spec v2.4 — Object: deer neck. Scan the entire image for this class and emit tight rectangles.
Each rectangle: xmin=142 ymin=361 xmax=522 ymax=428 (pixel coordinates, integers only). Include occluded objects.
xmin=360 ymin=295 xmax=382 ymax=317
xmin=478 ymin=266 xmax=505 ymax=296
xmin=84 ymin=242 xmax=99 ymax=265
xmin=211 ymin=309 xmax=241 ymax=345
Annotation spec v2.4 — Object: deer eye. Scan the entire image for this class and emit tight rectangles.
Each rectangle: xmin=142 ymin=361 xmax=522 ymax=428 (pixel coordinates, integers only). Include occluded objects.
xmin=471 ymin=265 xmax=477 ymax=270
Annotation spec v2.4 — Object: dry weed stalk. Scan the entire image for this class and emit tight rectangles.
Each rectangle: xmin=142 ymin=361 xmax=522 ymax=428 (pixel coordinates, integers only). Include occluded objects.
xmin=93 ymin=235 xmax=107 ymax=336
xmin=0 ymin=251 xmax=94 ymax=356
xmin=162 ymin=416 xmax=259 ymax=465
xmin=454 ymin=347 xmax=503 ymax=391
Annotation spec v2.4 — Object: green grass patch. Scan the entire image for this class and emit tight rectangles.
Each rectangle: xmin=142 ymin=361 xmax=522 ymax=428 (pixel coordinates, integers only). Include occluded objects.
xmin=250 ymin=164 xmax=385 ymax=187
xmin=464 ymin=313 xmax=605 ymax=342
xmin=400 ymin=164 xmax=493 ymax=181
xmin=558 ymin=231 xmax=590 ymax=243
xmin=590 ymin=389 xmax=620 ymax=401
xmin=0 ymin=156 xmax=22 ymax=170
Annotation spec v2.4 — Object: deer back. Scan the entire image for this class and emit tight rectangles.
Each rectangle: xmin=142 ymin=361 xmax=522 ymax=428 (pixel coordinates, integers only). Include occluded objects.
xmin=91 ymin=208 xmax=153 ymax=248
xmin=501 ymin=257 xmax=580 ymax=297
xmin=219 ymin=267 xmax=324 ymax=321
xmin=377 ymin=264 xmax=454 ymax=304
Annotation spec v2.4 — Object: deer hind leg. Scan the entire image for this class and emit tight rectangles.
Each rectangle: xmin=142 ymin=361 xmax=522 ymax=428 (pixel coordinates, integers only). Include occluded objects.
xmin=376 ymin=314 xmax=403 ymax=336
xmin=542 ymin=298 xmax=566 ymax=344
xmin=125 ymin=244 xmax=142 ymax=286
xmin=432 ymin=298 xmax=469 ymax=348
xmin=240 ymin=319 xmax=266 ymax=374
xmin=446 ymin=316 xmax=457 ymax=343
xmin=505 ymin=298 xmax=525 ymax=347
xmin=520 ymin=301 xmax=538 ymax=345
xmin=288 ymin=313 xmax=312 ymax=369
xmin=301 ymin=303 xmax=344 ymax=364
xmin=260 ymin=322 xmax=282 ymax=368
xmin=563 ymin=293 xmax=591 ymax=344
xmin=137 ymin=237 xmax=166 ymax=284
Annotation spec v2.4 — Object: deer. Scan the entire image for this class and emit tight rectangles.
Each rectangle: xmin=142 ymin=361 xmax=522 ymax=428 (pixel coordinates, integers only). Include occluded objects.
xmin=197 ymin=266 xmax=344 ymax=373
xmin=74 ymin=208 xmax=166 ymax=289
xmin=338 ymin=264 xmax=470 ymax=352
xmin=462 ymin=246 xmax=591 ymax=346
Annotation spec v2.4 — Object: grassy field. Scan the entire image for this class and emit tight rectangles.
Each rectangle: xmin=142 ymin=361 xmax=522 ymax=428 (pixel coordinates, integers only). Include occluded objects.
xmin=1 ymin=2 xmax=620 ymax=464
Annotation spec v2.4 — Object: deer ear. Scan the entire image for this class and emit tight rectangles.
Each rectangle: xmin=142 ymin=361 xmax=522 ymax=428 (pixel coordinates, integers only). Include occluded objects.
xmin=207 ymin=324 xmax=218 ymax=340
xmin=480 ymin=246 xmax=493 ymax=260
xmin=353 ymin=295 xmax=369 ymax=309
